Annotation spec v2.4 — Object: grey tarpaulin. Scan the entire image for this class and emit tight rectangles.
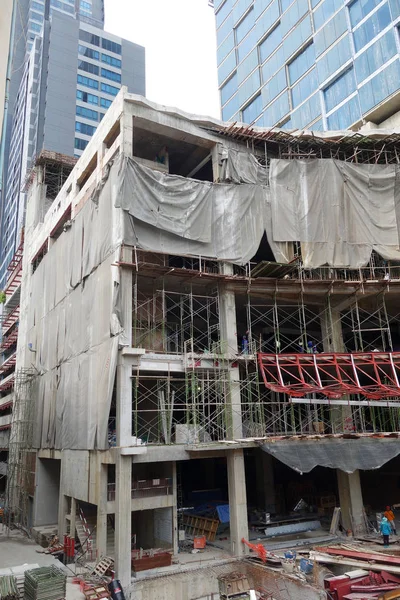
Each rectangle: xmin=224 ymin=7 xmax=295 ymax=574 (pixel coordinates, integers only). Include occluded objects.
xmin=27 ymin=160 xmax=123 ymax=450
xmin=120 ymin=156 xmax=267 ymax=265
xmin=260 ymin=438 xmax=400 ymax=474
xmin=222 ymin=148 xmax=268 ymax=185
xmin=269 ymin=159 xmax=400 ymax=268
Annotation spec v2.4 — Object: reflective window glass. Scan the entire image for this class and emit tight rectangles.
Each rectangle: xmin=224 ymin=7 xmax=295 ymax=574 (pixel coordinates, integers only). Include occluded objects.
xmin=242 ymin=93 xmax=263 ymax=123
xmin=324 ymin=68 xmax=356 ymax=112
xmin=353 ymin=3 xmax=391 ymax=52
xmin=288 ymin=44 xmax=315 ymax=84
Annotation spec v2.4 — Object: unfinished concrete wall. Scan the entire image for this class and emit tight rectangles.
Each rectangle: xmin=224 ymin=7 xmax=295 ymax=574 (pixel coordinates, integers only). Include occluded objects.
xmin=62 ymin=451 xmax=90 ymax=502
xmin=33 ymin=458 xmax=61 ymax=526
xmin=153 ymin=507 xmax=173 ymax=548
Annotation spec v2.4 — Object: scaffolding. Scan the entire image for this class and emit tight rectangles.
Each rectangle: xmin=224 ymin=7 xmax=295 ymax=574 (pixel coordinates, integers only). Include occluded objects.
xmin=5 ymin=368 xmax=37 ymax=533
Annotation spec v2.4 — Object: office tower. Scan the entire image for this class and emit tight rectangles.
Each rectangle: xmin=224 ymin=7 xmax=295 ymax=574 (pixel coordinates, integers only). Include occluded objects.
xmin=214 ymin=0 xmax=400 ymax=129
xmin=0 ymin=5 xmax=145 ymax=287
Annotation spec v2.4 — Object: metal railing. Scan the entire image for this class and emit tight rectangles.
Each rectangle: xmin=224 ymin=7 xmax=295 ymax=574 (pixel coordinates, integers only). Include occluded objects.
xmin=107 ymin=478 xmax=173 ymax=501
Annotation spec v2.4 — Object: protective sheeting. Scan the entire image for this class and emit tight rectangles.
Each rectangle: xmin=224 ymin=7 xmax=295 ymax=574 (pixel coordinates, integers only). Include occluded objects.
xmin=27 ymin=161 xmax=122 ymax=450
xmin=269 ymin=159 xmax=400 ymax=268
xmin=120 ymin=156 xmax=267 ymax=265
xmin=260 ymin=438 xmax=400 ymax=474
xmin=222 ymin=148 xmax=268 ymax=185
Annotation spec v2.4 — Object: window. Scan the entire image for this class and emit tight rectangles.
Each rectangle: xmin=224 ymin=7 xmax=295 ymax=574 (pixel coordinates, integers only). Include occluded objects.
xmin=76 ymin=90 xmax=98 ymax=105
xmin=259 ymin=24 xmax=282 ymax=64
xmin=101 ymin=82 xmax=120 ymax=95
xmin=221 ymin=73 xmax=238 ymax=105
xmin=314 ymin=9 xmax=347 ymax=56
xmin=30 ymin=11 xmax=44 ymax=22
xmin=288 ymin=44 xmax=315 ymax=84
xmin=50 ymin=0 xmax=74 ymax=12
xmin=76 ymin=105 xmax=98 ymax=120
xmin=101 ymin=68 xmax=121 ymax=83
xmin=30 ymin=22 xmax=42 ymax=32
xmin=78 ymin=61 xmax=99 ymax=75
xmin=218 ymin=50 xmax=237 ymax=85
xmin=75 ymin=138 xmax=88 ymax=151
xmin=79 ymin=29 xmax=100 ymax=46
xmin=255 ymin=0 xmax=280 ymax=43
xmin=313 ymin=0 xmax=336 ymax=31
xmin=242 ymin=93 xmax=263 ymax=124
xmin=100 ymin=97 xmax=112 ymax=109
xmin=291 ymin=67 xmax=317 ymax=107
xmin=358 ymin=58 xmax=400 ymax=113
xmin=80 ymin=0 xmax=92 ymax=9
xmin=324 ymin=68 xmax=356 ymax=112
xmin=291 ymin=93 xmax=321 ymax=128
xmin=217 ymin=13 xmax=234 ymax=46
xmin=76 ymin=121 xmax=96 ymax=135
xmin=327 ymin=95 xmax=361 ymax=129
xmin=316 ymin=35 xmax=352 ymax=83
xmin=354 ymin=30 xmax=397 ymax=83
xmin=32 ymin=1 xmax=44 ymax=10
xmin=102 ymin=54 xmax=121 ymax=68
xmin=216 ymin=0 xmax=232 ymax=28
xmin=235 ymin=8 xmax=254 ymax=44
xmin=281 ymin=0 xmax=309 ymax=37
xmin=349 ymin=0 xmax=382 ymax=28
xmin=262 ymin=68 xmax=287 ymax=106
xmin=102 ymin=38 xmax=122 ymax=54
xmin=353 ymin=3 xmax=391 ymax=52
xmin=77 ymin=74 xmax=99 ymax=89
xmin=263 ymin=91 xmax=290 ymax=125
xmin=221 ymin=93 xmax=240 ymax=120
xmin=78 ymin=45 xmax=99 ymax=60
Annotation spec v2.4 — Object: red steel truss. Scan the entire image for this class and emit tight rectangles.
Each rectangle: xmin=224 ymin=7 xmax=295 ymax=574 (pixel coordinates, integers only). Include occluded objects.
xmin=258 ymin=352 xmax=400 ymax=400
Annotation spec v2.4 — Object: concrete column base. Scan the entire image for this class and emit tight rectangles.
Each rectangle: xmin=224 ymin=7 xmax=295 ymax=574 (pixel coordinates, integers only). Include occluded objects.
xmin=115 ymin=454 xmax=132 ymax=587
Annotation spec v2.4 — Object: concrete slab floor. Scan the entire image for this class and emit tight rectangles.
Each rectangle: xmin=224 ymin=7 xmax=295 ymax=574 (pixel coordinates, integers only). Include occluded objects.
xmin=0 ymin=524 xmax=64 ymax=569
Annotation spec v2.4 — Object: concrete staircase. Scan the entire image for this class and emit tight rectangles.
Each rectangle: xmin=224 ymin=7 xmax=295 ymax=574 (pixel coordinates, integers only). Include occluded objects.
xmin=75 ymin=508 xmax=115 ymax=559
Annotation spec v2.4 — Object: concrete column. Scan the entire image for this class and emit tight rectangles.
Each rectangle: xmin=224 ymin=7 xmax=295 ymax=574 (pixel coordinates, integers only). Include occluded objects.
xmin=121 ymin=111 xmax=133 ymax=157
xmin=70 ymin=498 xmax=76 ymax=540
xmin=219 ymin=263 xmax=242 ymax=439
xmin=320 ymin=307 xmax=353 ymax=433
xmin=96 ymin=463 xmax=108 ymax=558
xmin=116 ymin=360 xmax=132 ymax=447
xmin=337 ymin=470 xmax=365 ymax=534
xmin=172 ymin=462 xmax=179 ymax=555
xmin=227 ymin=449 xmax=248 ymax=556
xmin=115 ymin=453 xmax=132 ymax=588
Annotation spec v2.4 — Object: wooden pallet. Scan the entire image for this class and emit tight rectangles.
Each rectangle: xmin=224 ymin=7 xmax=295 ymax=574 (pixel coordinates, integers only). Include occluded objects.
xmin=82 ymin=585 xmax=110 ymax=600
xmin=182 ymin=514 xmax=219 ymax=541
xmin=91 ymin=556 xmax=114 ymax=577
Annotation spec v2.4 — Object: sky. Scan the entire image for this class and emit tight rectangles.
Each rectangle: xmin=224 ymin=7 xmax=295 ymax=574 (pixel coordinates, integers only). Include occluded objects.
xmin=104 ymin=0 xmax=220 ymax=119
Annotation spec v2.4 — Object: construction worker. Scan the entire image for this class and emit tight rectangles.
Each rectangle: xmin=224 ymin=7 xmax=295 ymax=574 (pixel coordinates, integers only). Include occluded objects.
xmin=380 ymin=516 xmax=393 ymax=548
xmin=384 ymin=506 xmax=397 ymax=535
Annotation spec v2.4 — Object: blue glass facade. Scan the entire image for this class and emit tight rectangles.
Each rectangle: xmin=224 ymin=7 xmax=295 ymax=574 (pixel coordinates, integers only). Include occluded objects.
xmin=215 ymin=0 xmax=400 ymax=129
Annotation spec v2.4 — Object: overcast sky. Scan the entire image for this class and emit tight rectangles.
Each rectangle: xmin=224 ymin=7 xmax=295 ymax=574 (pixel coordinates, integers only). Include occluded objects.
xmin=104 ymin=0 xmax=220 ymax=118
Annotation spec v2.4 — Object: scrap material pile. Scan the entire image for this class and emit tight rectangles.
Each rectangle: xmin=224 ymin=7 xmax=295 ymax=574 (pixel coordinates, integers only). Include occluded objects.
xmin=24 ymin=567 xmax=66 ymax=600
xmin=0 ymin=575 xmax=19 ymax=600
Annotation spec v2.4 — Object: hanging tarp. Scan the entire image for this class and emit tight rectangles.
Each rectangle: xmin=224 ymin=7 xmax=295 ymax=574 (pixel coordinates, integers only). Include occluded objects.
xmin=120 ymin=156 xmax=267 ymax=265
xmin=269 ymin=159 xmax=400 ymax=268
xmin=260 ymin=437 xmax=400 ymax=474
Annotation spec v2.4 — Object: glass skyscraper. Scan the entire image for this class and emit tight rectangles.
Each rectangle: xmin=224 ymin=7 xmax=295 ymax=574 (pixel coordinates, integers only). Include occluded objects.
xmin=215 ymin=0 xmax=400 ymax=130
xmin=0 ymin=0 xmax=145 ymax=287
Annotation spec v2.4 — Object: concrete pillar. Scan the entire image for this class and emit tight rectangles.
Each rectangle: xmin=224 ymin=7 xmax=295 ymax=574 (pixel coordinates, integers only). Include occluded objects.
xmin=121 ymin=111 xmax=133 ymax=157
xmin=96 ymin=463 xmax=108 ymax=558
xmin=337 ymin=470 xmax=365 ymax=534
xmin=219 ymin=263 xmax=242 ymax=439
xmin=172 ymin=462 xmax=179 ymax=555
xmin=227 ymin=449 xmax=248 ymax=556
xmin=116 ymin=360 xmax=132 ymax=447
xmin=320 ymin=307 xmax=353 ymax=433
xmin=115 ymin=453 xmax=132 ymax=588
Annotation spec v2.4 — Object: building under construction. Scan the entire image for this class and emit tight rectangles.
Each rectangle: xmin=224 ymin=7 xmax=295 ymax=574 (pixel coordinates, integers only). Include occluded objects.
xmin=9 ymin=88 xmax=400 ymax=596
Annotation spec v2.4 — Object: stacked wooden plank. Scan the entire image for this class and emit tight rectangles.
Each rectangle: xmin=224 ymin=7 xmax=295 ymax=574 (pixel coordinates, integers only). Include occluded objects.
xmin=182 ymin=514 xmax=219 ymax=541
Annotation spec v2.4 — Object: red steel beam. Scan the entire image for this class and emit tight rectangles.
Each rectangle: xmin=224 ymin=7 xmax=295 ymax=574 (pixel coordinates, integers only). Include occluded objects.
xmin=314 ymin=547 xmax=400 ymax=565
xmin=258 ymin=351 xmax=400 ymax=400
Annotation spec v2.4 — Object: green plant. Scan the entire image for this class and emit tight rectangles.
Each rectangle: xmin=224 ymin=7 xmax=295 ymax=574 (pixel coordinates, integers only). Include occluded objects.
xmin=0 ymin=291 xmax=6 ymax=304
